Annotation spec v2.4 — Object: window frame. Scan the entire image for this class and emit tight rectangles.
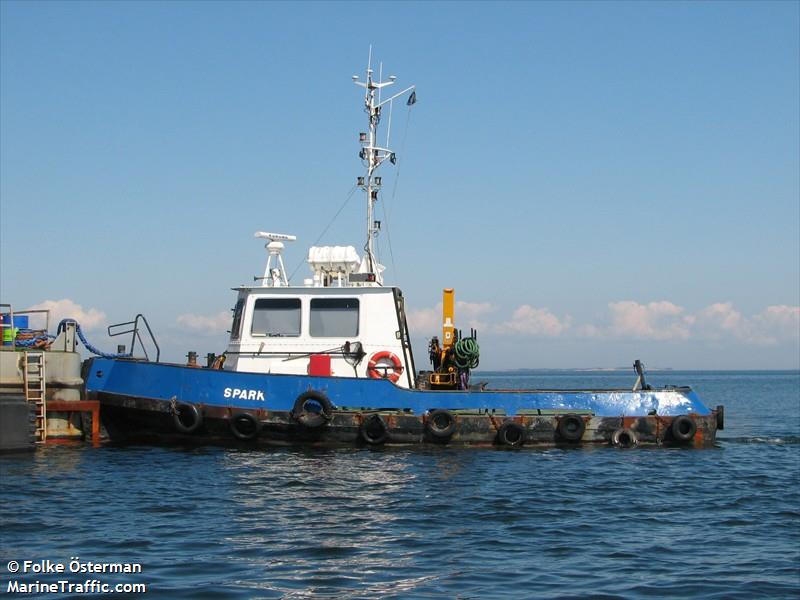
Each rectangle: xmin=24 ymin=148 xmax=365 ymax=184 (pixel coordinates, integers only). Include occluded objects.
xmin=230 ymin=298 xmax=245 ymax=340
xmin=308 ymin=297 xmax=360 ymax=338
xmin=249 ymin=297 xmax=302 ymax=337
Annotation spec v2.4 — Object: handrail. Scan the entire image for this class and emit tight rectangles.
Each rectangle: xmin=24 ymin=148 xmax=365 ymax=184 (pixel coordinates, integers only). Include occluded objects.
xmin=107 ymin=314 xmax=161 ymax=362
xmin=1 ymin=304 xmax=51 ymax=350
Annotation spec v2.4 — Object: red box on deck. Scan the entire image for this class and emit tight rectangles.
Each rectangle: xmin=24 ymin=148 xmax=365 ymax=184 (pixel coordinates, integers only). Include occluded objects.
xmin=308 ymin=354 xmax=332 ymax=376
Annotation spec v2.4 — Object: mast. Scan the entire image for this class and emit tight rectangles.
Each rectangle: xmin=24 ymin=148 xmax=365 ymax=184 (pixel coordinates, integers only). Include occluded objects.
xmin=352 ymin=50 xmax=415 ymax=285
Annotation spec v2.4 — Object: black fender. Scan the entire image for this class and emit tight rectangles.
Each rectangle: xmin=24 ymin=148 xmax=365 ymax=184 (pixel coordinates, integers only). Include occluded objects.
xmin=230 ymin=412 xmax=261 ymax=441
xmin=497 ymin=421 xmax=526 ymax=447
xmin=360 ymin=413 xmax=389 ymax=445
xmin=291 ymin=391 xmax=333 ymax=428
xmin=426 ymin=409 xmax=456 ymax=440
xmin=172 ymin=402 xmax=203 ymax=434
xmin=557 ymin=414 xmax=586 ymax=442
xmin=611 ymin=428 xmax=638 ymax=448
xmin=671 ymin=415 xmax=697 ymax=443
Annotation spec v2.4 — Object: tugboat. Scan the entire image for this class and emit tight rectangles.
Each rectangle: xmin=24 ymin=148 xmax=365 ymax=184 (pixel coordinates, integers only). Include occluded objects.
xmin=84 ymin=57 xmax=724 ymax=448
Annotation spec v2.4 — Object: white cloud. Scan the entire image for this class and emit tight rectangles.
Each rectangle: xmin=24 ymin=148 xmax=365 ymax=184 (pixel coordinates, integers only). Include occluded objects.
xmin=750 ymin=305 xmax=800 ymax=345
xmin=607 ymin=300 xmax=694 ymax=340
xmin=456 ymin=301 xmax=494 ymax=330
xmin=689 ymin=302 xmax=799 ymax=345
xmin=495 ymin=305 xmax=571 ymax=337
xmin=406 ymin=306 xmax=440 ymax=334
xmin=176 ymin=311 xmax=231 ymax=332
xmin=28 ymin=299 xmax=106 ymax=330
xmin=697 ymin=302 xmax=744 ymax=333
xmin=694 ymin=302 xmax=751 ymax=341
xmin=407 ymin=301 xmax=494 ymax=335
xmin=408 ymin=297 xmax=799 ymax=346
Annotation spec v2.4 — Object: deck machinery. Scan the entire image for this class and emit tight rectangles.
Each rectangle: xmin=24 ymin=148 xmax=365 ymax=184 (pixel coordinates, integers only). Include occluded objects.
xmin=426 ymin=289 xmax=480 ymax=390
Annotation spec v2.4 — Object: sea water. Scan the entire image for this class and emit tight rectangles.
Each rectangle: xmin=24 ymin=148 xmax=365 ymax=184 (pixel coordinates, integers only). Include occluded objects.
xmin=1 ymin=370 xmax=798 ymax=599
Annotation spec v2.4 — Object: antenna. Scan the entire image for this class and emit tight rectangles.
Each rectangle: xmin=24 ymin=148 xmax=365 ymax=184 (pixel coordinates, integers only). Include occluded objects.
xmin=255 ymin=231 xmax=297 ymax=242
xmin=254 ymin=231 xmax=296 ymax=287
xmin=353 ymin=50 xmax=415 ymax=285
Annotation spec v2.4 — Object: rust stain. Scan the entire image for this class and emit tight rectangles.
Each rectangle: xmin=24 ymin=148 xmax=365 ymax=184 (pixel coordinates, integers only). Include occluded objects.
xmin=100 ymin=393 xmax=720 ymax=449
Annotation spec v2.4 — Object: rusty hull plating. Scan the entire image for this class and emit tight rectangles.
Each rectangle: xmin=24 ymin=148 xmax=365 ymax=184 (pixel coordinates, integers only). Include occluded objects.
xmin=96 ymin=392 xmax=721 ymax=449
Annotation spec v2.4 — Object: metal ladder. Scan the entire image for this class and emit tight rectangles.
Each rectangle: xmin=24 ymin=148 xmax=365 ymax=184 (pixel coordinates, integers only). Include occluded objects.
xmin=23 ymin=351 xmax=47 ymax=443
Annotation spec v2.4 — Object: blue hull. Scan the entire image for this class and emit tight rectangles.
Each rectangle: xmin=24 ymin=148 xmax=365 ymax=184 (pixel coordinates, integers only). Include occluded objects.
xmin=86 ymin=358 xmax=710 ymax=417
xmin=85 ymin=359 xmax=721 ymax=448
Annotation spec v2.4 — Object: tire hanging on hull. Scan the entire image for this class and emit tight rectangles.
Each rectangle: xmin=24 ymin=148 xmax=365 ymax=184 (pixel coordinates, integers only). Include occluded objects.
xmin=291 ymin=391 xmax=333 ymax=428
xmin=611 ymin=428 xmax=638 ymax=448
xmin=426 ymin=409 xmax=456 ymax=441
xmin=360 ymin=414 xmax=389 ymax=445
xmin=172 ymin=402 xmax=203 ymax=434
xmin=230 ymin=412 xmax=261 ymax=441
xmin=497 ymin=421 xmax=526 ymax=447
xmin=557 ymin=415 xmax=586 ymax=442
xmin=670 ymin=415 xmax=697 ymax=444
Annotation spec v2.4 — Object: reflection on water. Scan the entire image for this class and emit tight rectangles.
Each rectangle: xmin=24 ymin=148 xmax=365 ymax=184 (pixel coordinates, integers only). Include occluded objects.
xmin=1 ymin=371 xmax=798 ymax=599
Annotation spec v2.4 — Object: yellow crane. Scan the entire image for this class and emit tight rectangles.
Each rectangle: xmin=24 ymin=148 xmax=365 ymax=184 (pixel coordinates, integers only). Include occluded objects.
xmin=426 ymin=288 xmax=479 ymax=389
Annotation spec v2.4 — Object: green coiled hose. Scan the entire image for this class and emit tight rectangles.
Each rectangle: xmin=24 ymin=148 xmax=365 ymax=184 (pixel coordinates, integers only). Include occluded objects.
xmin=454 ymin=337 xmax=480 ymax=369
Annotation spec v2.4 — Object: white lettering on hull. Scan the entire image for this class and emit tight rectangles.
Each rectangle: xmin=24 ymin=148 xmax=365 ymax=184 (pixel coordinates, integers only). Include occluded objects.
xmin=223 ymin=387 xmax=266 ymax=401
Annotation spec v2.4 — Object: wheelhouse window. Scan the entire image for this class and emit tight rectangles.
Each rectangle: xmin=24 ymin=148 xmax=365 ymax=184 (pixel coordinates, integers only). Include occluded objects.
xmin=251 ymin=298 xmax=301 ymax=337
xmin=310 ymin=298 xmax=359 ymax=337
xmin=230 ymin=299 xmax=245 ymax=340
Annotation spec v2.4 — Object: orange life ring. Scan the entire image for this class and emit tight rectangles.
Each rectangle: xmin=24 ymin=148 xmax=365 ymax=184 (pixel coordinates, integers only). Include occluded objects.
xmin=367 ymin=351 xmax=404 ymax=383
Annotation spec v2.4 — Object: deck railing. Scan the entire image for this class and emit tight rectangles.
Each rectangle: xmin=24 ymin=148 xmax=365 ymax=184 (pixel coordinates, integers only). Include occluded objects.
xmin=107 ymin=314 xmax=161 ymax=362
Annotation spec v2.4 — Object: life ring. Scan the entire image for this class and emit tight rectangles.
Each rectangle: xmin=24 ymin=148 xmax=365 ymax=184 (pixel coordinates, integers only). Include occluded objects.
xmin=360 ymin=413 xmax=389 ymax=445
xmin=426 ymin=409 xmax=456 ymax=440
xmin=367 ymin=351 xmax=404 ymax=383
xmin=230 ymin=412 xmax=260 ymax=441
xmin=291 ymin=391 xmax=333 ymax=428
xmin=497 ymin=421 xmax=526 ymax=447
xmin=557 ymin=414 xmax=586 ymax=442
xmin=670 ymin=415 xmax=697 ymax=443
xmin=172 ymin=402 xmax=203 ymax=434
xmin=611 ymin=428 xmax=638 ymax=448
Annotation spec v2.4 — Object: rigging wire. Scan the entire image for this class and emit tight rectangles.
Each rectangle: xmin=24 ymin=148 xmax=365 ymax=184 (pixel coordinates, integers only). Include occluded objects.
xmin=381 ymin=104 xmax=414 ymax=283
xmin=288 ymin=183 xmax=359 ymax=282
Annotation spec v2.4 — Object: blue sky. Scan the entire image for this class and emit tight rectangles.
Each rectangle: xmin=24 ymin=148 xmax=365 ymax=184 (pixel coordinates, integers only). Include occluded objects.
xmin=1 ymin=1 xmax=798 ymax=369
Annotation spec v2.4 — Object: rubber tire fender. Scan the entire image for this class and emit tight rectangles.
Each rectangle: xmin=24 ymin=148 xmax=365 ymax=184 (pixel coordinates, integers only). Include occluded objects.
xmin=557 ymin=414 xmax=586 ymax=442
xmin=360 ymin=413 xmax=389 ymax=445
xmin=230 ymin=412 xmax=261 ymax=441
xmin=715 ymin=405 xmax=724 ymax=431
xmin=611 ymin=428 xmax=638 ymax=448
xmin=426 ymin=409 xmax=457 ymax=440
xmin=497 ymin=421 xmax=526 ymax=447
xmin=173 ymin=402 xmax=203 ymax=434
xmin=291 ymin=391 xmax=333 ymax=428
xmin=671 ymin=415 xmax=697 ymax=443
